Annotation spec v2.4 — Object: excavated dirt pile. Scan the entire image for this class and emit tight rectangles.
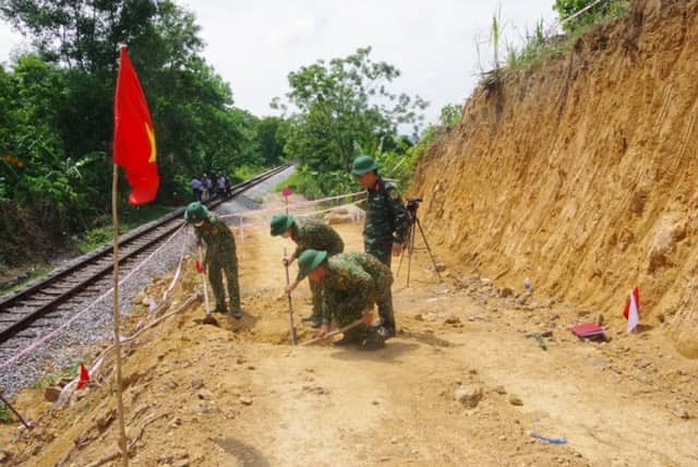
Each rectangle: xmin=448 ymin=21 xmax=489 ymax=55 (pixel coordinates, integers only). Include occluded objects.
xmin=412 ymin=0 xmax=698 ymax=357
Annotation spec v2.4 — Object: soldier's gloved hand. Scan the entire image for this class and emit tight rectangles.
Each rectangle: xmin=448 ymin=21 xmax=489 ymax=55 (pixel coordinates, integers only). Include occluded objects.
xmin=318 ymin=323 xmax=331 ymax=340
xmin=282 ymin=257 xmax=291 ymax=267
xmin=361 ymin=312 xmax=374 ymax=326
xmin=196 ymin=239 xmax=203 ymax=248
xmin=392 ymin=243 xmax=403 ymax=256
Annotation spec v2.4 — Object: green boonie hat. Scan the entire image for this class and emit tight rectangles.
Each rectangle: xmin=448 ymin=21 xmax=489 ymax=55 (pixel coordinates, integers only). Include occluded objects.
xmin=351 ymin=154 xmax=381 ymax=176
xmin=298 ymin=249 xmax=328 ymax=279
xmin=270 ymin=213 xmax=295 ymax=236
xmin=184 ymin=202 xmax=209 ymax=224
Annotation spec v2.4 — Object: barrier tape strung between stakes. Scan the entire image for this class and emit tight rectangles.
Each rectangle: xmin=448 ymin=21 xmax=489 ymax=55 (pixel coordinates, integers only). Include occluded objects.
xmin=1 ymin=191 xmax=366 ymax=373
xmin=222 ymin=197 xmax=367 ymax=235
xmin=217 ymin=190 xmax=365 ymax=220
xmin=0 ymin=224 xmax=187 ymax=372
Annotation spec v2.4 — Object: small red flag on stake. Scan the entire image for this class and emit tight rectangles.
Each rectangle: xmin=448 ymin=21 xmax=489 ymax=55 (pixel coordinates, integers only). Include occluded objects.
xmin=623 ymin=287 xmax=640 ymax=333
xmin=113 ymin=47 xmax=159 ymax=206
xmin=195 ymin=260 xmax=203 ymax=273
xmin=77 ymin=363 xmax=91 ymax=390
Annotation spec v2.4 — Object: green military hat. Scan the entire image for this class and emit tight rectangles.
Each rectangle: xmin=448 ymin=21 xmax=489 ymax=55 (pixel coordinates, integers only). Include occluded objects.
xmin=184 ymin=201 xmax=209 ymax=224
xmin=351 ymin=154 xmax=381 ymax=176
xmin=298 ymin=249 xmax=328 ymax=278
xmin=270 ymin=213 xmax=295 ymax=236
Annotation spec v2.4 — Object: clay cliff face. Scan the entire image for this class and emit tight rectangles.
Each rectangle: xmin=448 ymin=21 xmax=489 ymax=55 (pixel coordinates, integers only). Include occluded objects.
xmin=411 ymin=0 xmax=698 ymax=357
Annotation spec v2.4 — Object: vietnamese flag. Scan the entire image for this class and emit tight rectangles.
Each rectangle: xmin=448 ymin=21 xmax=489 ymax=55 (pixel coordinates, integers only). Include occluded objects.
xmin=113 ymin=47 xmax=159 ymax=205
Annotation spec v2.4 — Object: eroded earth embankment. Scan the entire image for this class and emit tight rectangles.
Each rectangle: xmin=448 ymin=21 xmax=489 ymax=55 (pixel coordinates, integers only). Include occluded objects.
xmin=411 ymin=0 xmax=698 ymax=356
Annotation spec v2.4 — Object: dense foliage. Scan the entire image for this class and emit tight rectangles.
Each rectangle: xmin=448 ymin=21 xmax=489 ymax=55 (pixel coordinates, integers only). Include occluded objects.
xmin=0 ymin=0 xmax=286 ymax=265
xmin=553 ymin=0 xmax=629 ymax=34
xmin=0 ymin=1 xmax=459 ymax=270
xmin=271 ymin=47 xmax=429 ymax=198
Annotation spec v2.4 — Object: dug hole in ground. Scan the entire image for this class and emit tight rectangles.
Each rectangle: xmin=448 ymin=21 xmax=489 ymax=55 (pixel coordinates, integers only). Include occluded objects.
xmin=1 ymin=193 xmax=697 ymax=467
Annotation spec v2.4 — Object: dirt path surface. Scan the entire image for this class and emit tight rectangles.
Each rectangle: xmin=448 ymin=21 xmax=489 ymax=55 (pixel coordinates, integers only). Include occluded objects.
xmin=2 ymin=196 xmax=697 ymax=466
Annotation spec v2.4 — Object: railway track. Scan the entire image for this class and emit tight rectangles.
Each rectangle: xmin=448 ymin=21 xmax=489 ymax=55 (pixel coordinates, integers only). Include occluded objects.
xmin=0 ymin=164 xmax=291 ymax=346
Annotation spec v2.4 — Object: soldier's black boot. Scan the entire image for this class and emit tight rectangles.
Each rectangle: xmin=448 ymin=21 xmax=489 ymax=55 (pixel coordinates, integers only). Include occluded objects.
xmin=358 ymin=328 xmax=385 ymax=351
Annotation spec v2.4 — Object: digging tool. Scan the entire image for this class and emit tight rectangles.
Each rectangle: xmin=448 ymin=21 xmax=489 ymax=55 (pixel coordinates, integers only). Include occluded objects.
xmin=283 ymin=248 xmax=297 ymax=345
xmin=197 ymin=243 xmax=218 ymax=326
xmin=301 ymin=316 xmax=367 ymax=346
xmin=0 ymin=390 xmax=32 ymax=430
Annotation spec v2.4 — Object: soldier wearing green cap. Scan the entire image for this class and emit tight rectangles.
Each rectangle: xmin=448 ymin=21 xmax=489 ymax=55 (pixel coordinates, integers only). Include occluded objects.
xmin=184 ymin=202 xmax=242 ymax=319
xmin=270 ymin=213 xmax=345 ymax=327
xmin=351 ymin=154 xmax=410 ymax=339
xmin=297 ymin=249 xmax=393 ymax=350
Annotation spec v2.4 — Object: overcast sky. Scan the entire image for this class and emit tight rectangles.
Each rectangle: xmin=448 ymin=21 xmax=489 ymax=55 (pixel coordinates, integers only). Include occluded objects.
xmin=0 ymin=0 xmax=559 ymax=126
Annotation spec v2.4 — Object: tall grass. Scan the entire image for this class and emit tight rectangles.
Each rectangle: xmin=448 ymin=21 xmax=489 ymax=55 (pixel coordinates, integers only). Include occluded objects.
xmin=478 ymin=0 xmax=631 ymax=81
xmin=475 ymin=7 xmax=505 ymax=76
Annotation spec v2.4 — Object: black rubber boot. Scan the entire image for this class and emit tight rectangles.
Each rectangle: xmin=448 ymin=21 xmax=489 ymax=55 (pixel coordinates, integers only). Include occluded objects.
xmin=358 ymin=330 xmax=385 ymax=351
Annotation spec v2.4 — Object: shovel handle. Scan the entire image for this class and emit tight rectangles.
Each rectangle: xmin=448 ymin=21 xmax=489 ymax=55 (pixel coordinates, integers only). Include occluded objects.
xmin=284 ymin=248 xmax=297 ymax=345
xmin=197 ymin=244 xmax=210 ymax=314
xmin=301 ymin=317 xmax=365 ymax=346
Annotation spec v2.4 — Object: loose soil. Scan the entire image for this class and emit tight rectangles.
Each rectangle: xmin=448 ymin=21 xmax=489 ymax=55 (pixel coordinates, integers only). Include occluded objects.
xmin=1 ymin=198 xmax=697 ymax=466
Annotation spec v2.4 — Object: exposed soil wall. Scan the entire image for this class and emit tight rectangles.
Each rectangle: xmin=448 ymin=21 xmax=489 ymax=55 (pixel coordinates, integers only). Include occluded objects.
xmin=411 ymin=0 xmax=698 ymax=357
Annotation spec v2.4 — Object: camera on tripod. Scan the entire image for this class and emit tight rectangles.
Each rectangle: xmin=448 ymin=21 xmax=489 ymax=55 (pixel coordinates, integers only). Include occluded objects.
xmin=397 ymin=196 xmax=442 ymax=286
xmin=406 ymin=197 xmax=422 ymax=214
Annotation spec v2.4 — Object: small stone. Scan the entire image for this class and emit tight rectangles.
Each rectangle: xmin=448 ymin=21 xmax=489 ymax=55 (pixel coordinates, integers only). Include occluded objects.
xmin=239 ymin=397 xmax=253 ymax=406
xmin=190 ymin=379 xmax=204 ymax=390
xmin=44 ymin=386 xmax=62 ymax=403
xmin=454 ymin=385 xmax=483 ymax=408
xmin=509 ymin=395 xmax=523 ymax=406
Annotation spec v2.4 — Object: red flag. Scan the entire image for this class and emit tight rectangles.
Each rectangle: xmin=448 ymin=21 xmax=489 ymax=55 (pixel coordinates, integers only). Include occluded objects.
xmin=113 ymin=47 xmax=159 ymax=206
xmin=77 ymin=363 xmax=91 ymax=390
xmin=623 ymin=287 xmax=640 ymax=333
xmin=195 ymin=259 xmax=203 ymax=273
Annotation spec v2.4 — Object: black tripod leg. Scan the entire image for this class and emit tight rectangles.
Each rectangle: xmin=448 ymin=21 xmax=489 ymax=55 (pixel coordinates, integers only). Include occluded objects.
xmin=414 ymin=217 xmax=442 ymax=282
xmin=406 ymin=219 xmax=416 ymax=287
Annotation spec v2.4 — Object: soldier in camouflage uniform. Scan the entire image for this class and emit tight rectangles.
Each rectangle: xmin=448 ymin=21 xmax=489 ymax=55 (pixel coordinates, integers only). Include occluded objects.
xmin=351 ymin=154 xmax=410 ymax=339
xmin=184 ymin=202 xmax=242 ymax=319
xmin=270 ymin=213 xmax=345 ymax=328
xmin=297 ymin=249 xmax=393 ymax=350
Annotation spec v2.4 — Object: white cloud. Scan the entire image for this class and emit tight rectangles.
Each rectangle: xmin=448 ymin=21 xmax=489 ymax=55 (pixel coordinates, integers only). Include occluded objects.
xmin=0 ymin=0 xmax=560 ymax=126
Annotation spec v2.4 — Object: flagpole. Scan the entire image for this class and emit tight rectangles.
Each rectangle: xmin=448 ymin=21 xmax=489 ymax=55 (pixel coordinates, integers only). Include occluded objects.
xmin=112 ymin=163 xmax=129 ymax=466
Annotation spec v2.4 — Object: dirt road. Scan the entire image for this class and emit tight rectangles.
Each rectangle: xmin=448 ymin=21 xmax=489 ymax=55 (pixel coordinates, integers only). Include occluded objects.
xmin=2 ymin=204 xmax=698 ymax=466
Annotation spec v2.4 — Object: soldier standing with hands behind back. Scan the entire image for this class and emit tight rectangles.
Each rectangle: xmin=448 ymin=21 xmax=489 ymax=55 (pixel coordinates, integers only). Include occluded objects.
xmin=351 ymin=154 xmax=410 ymax=339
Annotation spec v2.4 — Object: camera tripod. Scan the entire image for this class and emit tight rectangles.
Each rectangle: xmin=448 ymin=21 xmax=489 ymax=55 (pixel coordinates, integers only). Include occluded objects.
xmin=397 ymin=199 xmax=442 ymax=287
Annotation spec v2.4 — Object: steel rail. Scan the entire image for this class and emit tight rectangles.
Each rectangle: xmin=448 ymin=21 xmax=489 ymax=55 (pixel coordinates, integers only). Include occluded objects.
xmin=0 ymin=164 xmax=291 ymax=344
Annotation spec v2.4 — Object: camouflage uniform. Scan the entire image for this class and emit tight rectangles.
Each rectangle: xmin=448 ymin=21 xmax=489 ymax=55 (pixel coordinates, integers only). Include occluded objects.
xmin=290 ymin=218 xmax=345 ymax=321
xmin=194 ymin=214 xmax=241 ymax=315
xmin=319 ymin=252 xmax=393 ymax=344
xmin=363 ymin=177 xmax=410 ymax=331
xmin=363 ymin=177 xmax=411 ymax=265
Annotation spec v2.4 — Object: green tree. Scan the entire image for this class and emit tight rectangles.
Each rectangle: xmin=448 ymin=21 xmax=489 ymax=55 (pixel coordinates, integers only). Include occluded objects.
xmin=272 ymin=47 xmax=428 ymax=174
xmin=0 ymin=0 xmax=270 ymax=264
xmin=255 ymin=116 xmax=289 ymax=167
